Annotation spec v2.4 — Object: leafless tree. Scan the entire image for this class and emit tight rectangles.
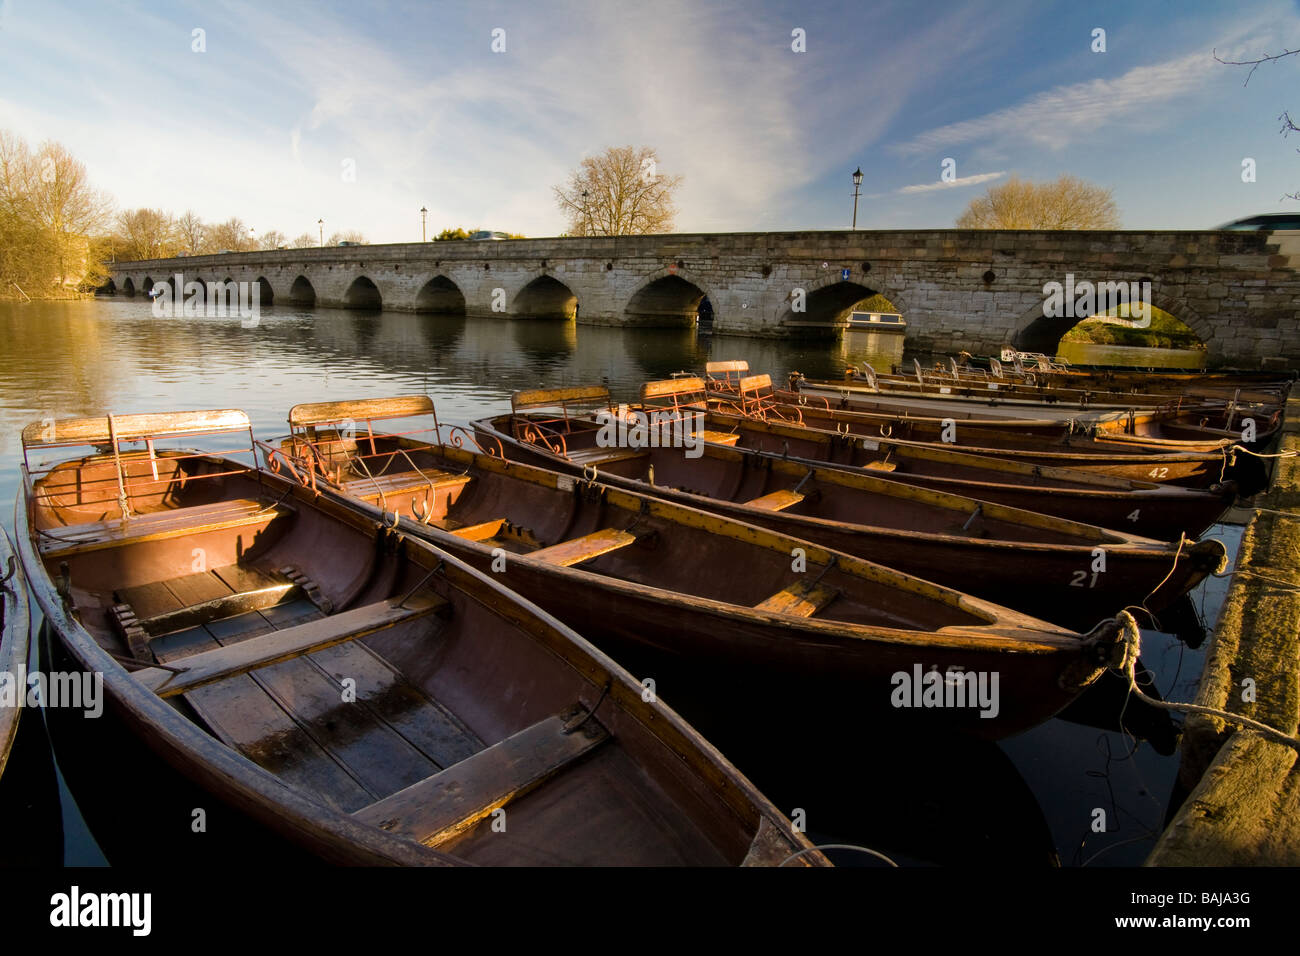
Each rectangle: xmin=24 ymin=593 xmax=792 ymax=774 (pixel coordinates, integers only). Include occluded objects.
xmin=116 ymin=208 xmax=178 ymax=260
xmin=553 ymin=146 xmax=683 ymax=235
xmin=289 ymin=232 xmax=317 ymax=248
xmin=176 ymin=209 xmax=205 ymax=254
xmin=1215 ymin=48 xmax=1300 ymax=200
xmin=956 ymin=175 xmax=1120 ymax=229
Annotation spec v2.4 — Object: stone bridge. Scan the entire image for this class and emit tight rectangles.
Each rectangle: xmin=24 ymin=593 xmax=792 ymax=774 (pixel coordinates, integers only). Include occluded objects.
xmin=106 ymin=229 xmax=1300 ymax=367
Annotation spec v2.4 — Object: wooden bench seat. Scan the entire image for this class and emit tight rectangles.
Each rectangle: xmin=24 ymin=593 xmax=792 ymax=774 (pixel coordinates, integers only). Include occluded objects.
xmin=564 ymin=446 xmax=647 ymax=465
xmin=743 ymin=489 xmax=805 ymax=512
xmin=351 ymin=709 xmax=608 ymax=845
xmin=528 ymin=528 xmax=637 ymax=567
xmin=39 ymin=498 xmax=292 ymax=558
xmin=341 ymin=468 xmax=471 ymax=498
xmin=753 ymin=578 xmax=840 ymax=618
xmin=699 ymin=430 xmax=741 ymax=447
xmin=113 ymin=565 xmax=301 ymax=641
xmin=133 ymin=593 xmax=448 ymax=698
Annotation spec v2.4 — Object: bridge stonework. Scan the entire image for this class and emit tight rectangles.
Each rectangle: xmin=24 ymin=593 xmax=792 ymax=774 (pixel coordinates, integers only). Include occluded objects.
xmin=108 ymin=229 xmax=1300 ymax=367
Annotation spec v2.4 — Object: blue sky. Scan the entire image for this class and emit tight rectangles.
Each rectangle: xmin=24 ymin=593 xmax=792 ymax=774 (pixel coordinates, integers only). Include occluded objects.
xmin=2 ymin=0 xmax=1299 ymax=240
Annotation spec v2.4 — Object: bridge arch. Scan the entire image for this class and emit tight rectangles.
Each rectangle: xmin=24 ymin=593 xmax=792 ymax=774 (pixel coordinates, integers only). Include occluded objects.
xmin=122 ymin=277 xmax=136 ymax=297
xmin=189 ymin=276 xmax=208 ymax=304
xmin=512 ymin=273 xmax=577 ymax=320
xmin=1011 ymin=287 xmax=1209 ymax=357
xmin=289 ymin=275 xmax=316 ymax=306
xmin=775 ymin=275 xmax=902 ymax=333
xmin=623 ymin=269 xmax=718 ymax=327
xmin=343 ymin=275 xmax=382 ymax=310
xmin=413 ymin=274 xmax=466 ymax=314
xmin=100 ymin=277 xmax=116 ymax=295
xmin=255 ymin=276 xmax=274 ymax=307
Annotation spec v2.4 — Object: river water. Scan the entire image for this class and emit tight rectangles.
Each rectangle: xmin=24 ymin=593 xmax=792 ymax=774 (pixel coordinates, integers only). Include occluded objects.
xmin=0 ymin=300 xmax=1235 ymax=866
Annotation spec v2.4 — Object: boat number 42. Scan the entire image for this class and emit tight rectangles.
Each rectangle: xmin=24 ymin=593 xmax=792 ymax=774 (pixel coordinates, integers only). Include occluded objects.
xmin=1147 ymin=467 xmax=1169 ymax=479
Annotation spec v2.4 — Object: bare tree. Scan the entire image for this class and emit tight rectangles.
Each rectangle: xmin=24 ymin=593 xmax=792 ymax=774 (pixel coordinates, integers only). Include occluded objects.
xmin=326 ymin=230 xmax=367 ymax=245
xmin=116 ymin=208 xmax=178 ymax=260
xmin=290 ymin=232 xmax=317 ymax=248
xmin=956 ymin=175 xmax=1120 ymax=229
xmin=21 ymin=140 xmax=113 ymax=284
xmin=203 ymin=217 xmax=251 ymax=252
xmin=259 ymin=229 xmax=286 ymax=250
xmin=176 ymin=209 xmax=205 ymax=254
xmin=553 ymin=146 xmax=683 ymax=235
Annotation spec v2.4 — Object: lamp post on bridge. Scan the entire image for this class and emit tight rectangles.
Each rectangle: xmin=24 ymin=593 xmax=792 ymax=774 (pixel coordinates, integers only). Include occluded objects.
xmin=318 ymin=218 xmax=324 ymax=248
xmin=851 ymin=167 xmax=863 ymax=230
xmin=420 ymin=206 xmax=427 ymax=242
xmin=581 ymin=190 xmax=590 ymax=236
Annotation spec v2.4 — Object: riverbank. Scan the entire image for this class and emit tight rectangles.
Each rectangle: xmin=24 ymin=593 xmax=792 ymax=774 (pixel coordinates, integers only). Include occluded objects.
xmin=1147 ymin=394 xmax=1300 ymax=865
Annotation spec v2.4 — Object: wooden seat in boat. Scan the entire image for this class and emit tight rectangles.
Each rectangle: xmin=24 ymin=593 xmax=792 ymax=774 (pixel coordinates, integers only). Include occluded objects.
xmin=753 ymin=578 xmax=840 ymax=618
xmin=528 ymin=528 xmax=638 ymax=567
xmin=341 ymin=468 xmax=472 ymax=498
xmin=564 ymin=446 xmax=646 ymax=465
xmin=700 ymin=430 xmax=741 ymax=446
xmin=38 ymin=498 xmax=293 ymax=558
xmin=133 ymin=592 xmax=448 ymax=697
xmin=351 ymin=708 xmax=609 ymax=845
xmin=743 ymin=489 xmax=805 ymax=512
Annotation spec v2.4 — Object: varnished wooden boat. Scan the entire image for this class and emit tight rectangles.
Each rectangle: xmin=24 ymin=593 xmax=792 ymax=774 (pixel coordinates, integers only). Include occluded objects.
xmin=0 ymin=529 xmax=29 ymax=783
xmin=635 ymin=379 xmax=1236 ymax=540
xmin=708 ymin=372 xmax=1265 ymax=492
xmin=264 ymin=396 xmax=1129 ymax=739
xmin=16 ymin=409 xmax=824 ymax=866
xmin=469 ymin=388 xmax=1225 ymax=632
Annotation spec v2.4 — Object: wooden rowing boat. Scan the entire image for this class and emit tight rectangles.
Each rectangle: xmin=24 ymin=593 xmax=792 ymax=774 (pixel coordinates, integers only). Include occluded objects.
xmin=0 ymin=529 xmax=29 ymax=783
xmin=16 ymin=408 xmax=824 ymax=866
xmin=468 ymin=388 xmax=1225 ymax=632
xmin=706 ymin=371 xmax=1265 ymax=492
xmin=264 ymin=396 xmax=1128 ymax=739
xmin=635 ymin=380 xmax=1235 ymax=540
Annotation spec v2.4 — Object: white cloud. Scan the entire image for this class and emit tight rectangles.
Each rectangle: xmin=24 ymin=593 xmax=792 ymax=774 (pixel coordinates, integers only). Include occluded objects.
xmin=899 ymin=171 xmax=1006 ymax=194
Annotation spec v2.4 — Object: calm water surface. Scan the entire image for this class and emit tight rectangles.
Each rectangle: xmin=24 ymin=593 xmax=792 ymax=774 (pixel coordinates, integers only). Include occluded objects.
xmin=0 ymin=301 xmax=1236 ymax=867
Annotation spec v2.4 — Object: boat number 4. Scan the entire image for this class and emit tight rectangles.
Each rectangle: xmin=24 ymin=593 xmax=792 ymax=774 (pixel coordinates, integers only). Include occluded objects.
xmin=1148 ymin=467 xmax=1169 ymax=479
xmin=1126 ymin=509 xmax=1141 ymax=522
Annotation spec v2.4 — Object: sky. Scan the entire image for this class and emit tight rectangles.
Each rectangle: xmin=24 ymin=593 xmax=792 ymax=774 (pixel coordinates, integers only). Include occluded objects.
xmin=1 ymin=0 xmax=1299 ymax=241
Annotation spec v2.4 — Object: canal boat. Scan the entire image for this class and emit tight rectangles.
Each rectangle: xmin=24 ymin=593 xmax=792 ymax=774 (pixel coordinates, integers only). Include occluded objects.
xmin=263 ymin=396 xmax=1128 ymax=739
xmin=846 ymin=311 xmax=907 ymax=332
xmin=15 ymin=408 xmax=824 ymax=866
xmin=0 ymin=529 xmax=28 ymax=782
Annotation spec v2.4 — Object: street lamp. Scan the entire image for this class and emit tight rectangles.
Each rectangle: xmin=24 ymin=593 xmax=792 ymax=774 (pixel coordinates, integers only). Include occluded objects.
xmin=420 ymin=206 xmax=428 ymax=242
xmin=249 ymin=227 xmax=256 ymax=250
xmin=851 ymin=168 xmax=863 ymax=230
xmin=318 ymin=218 xmax=324 ymax=248
xmin=581 ymin=190 xmax=590 ymax=236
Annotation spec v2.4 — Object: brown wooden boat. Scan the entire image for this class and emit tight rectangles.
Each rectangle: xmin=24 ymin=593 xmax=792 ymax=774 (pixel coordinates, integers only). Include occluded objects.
xmin=706 ymin=371 xmax=1263 ymax=491
xmin=468 ymin=388 xmax=1225 ymax=632
xmin=265 ymin=396 xmax=1129 ymax=739
xmin=0 ymin=529 xmax=29 ymax=782
xmin=16 ymin=409 xmax=824 ymax=866
xmin=634 ymin=379 xmax=1236 ymax=540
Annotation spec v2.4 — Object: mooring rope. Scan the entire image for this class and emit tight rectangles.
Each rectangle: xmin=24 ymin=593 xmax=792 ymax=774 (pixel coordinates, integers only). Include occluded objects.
xmin=1112 ymin=610 xmax=1300 ymax=753
xmin=779 ymin=843 xmax=899 ymax=867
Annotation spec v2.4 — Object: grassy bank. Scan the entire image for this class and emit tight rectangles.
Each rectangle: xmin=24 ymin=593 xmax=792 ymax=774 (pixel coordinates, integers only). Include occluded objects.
xmin=1060 ymin=306 xmax=1206 ymax=351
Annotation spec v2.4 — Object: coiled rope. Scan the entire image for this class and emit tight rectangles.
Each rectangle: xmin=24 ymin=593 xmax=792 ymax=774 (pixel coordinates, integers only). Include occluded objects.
xmin=1112 ymin=609 xmax=1300 ymax=753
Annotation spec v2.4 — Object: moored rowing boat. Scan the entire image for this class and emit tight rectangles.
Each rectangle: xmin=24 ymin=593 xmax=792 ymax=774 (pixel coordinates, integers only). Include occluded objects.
xmin=17 ymin=408 xmax=824 ymax=866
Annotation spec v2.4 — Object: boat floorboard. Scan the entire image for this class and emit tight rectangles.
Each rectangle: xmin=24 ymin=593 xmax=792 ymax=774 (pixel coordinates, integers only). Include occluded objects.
xmin=436 ymin=744 xmax=732 ymax=866
xmin=140 ymin=568 xmax=483 ymax=814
